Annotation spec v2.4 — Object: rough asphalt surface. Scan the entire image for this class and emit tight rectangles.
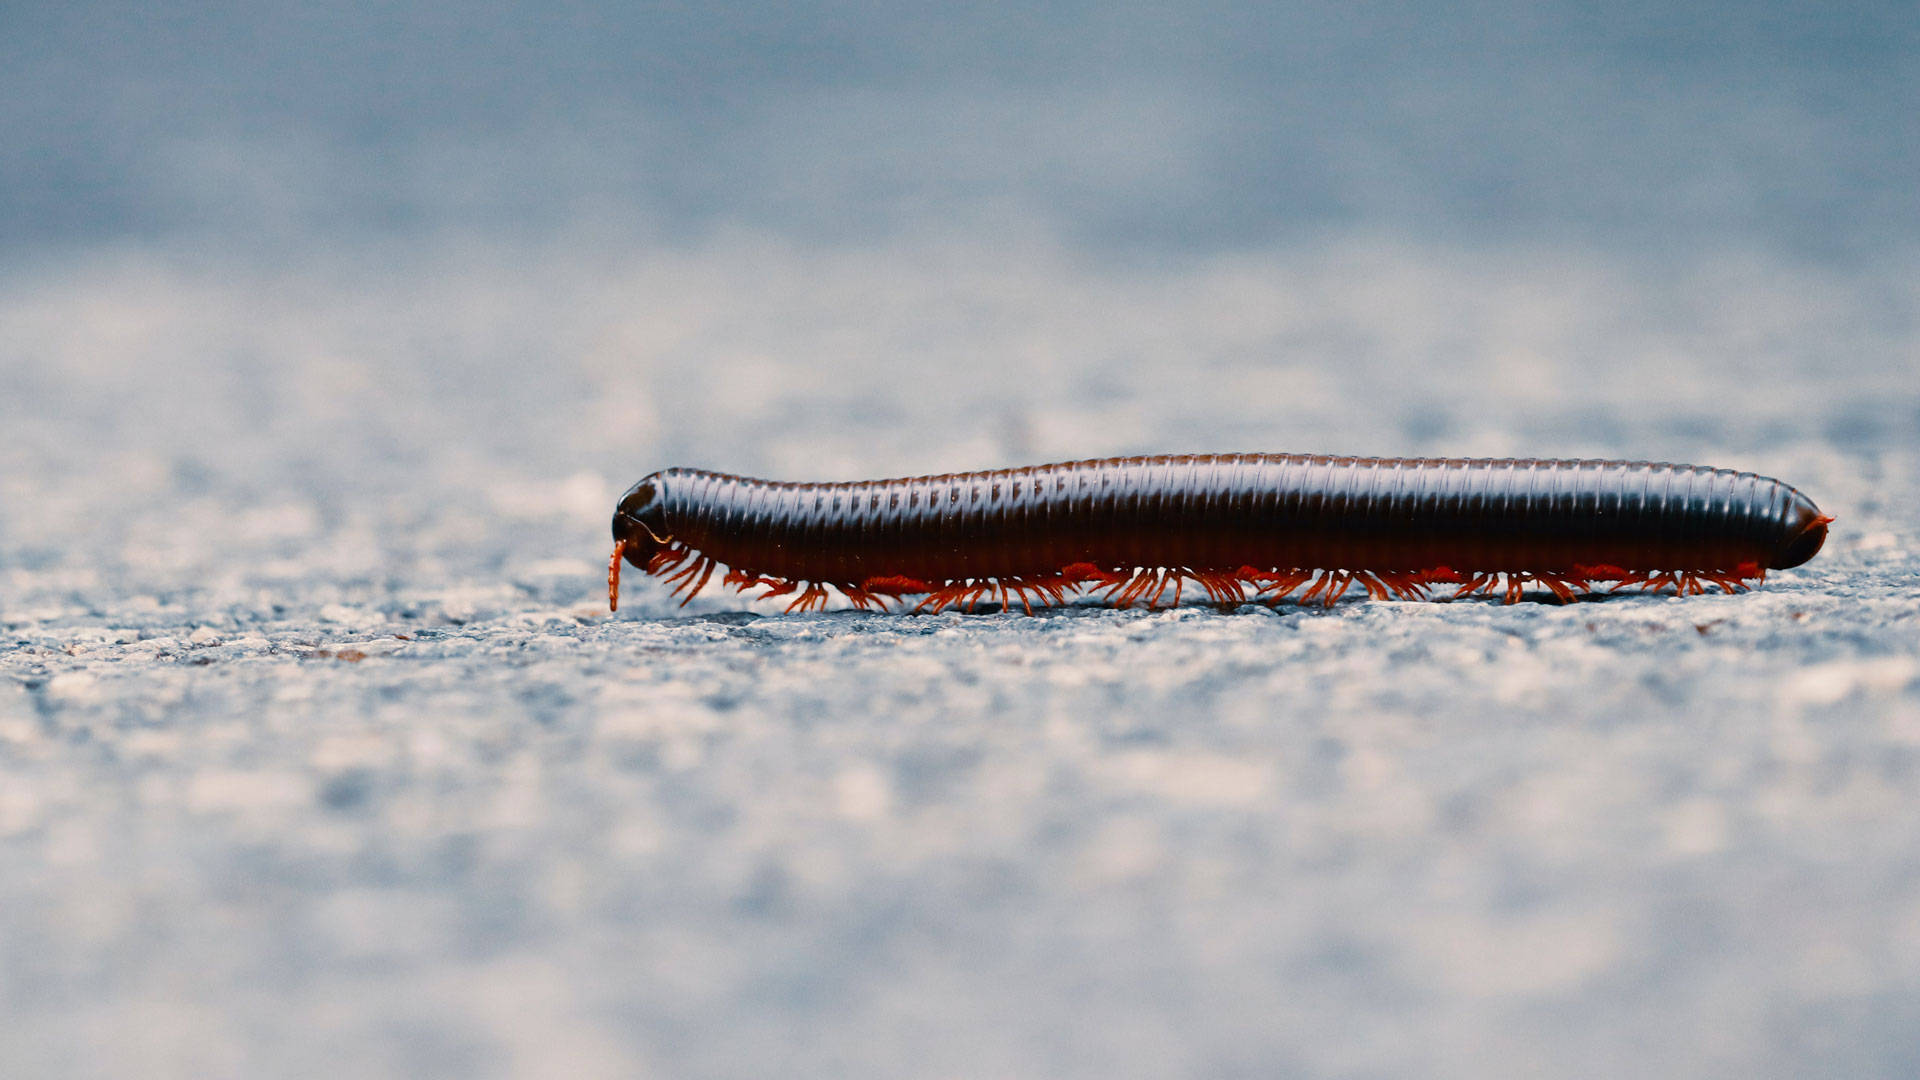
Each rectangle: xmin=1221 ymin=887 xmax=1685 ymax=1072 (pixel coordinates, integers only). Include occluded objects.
xmin=3 ymin=240 xmax=1917 ymax=1078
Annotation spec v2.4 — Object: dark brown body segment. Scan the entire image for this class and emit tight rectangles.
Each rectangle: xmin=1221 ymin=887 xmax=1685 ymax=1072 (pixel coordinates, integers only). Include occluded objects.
xmin=610 ymin=455 xmax=1830 ymax=611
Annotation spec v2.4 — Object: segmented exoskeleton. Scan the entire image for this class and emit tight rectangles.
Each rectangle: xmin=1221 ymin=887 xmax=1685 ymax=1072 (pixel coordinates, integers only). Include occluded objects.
xmin=608 ymin=454 xmax=1831 ymax=613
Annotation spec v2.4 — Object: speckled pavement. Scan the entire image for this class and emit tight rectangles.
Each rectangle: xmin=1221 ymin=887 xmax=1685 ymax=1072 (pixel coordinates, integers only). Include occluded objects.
xmin=3 ymin=239 xmax=1917 ymax=1078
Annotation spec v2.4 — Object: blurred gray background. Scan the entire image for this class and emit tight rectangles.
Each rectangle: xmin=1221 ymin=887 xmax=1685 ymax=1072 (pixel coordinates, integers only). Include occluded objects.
xmin=2 ymin=3 xmax=1917 ymax=1078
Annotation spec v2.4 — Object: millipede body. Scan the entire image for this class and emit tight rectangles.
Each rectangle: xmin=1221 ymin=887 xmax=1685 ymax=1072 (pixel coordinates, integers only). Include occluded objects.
xmin=608 ymin=454 xmax=1830 ymax=613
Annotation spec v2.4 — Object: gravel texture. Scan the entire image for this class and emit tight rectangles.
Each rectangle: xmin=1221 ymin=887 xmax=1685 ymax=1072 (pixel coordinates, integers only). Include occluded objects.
xmin=2 ymin=238 xmax=1917 ymax=1078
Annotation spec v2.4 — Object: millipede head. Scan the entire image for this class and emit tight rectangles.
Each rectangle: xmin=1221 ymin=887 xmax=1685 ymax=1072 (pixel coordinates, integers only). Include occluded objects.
xmin=612 ymin=474 xmax=672 ymax=572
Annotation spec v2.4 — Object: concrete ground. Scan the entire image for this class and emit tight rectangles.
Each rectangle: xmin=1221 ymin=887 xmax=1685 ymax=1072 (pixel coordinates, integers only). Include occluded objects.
xmin=2 ymin=237 xmax=1917 ymax=1078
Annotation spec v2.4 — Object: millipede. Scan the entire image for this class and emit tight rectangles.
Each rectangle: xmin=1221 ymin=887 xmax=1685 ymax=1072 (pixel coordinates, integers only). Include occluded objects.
xmin=607 ymin=454 xmax=1831 ymax=614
